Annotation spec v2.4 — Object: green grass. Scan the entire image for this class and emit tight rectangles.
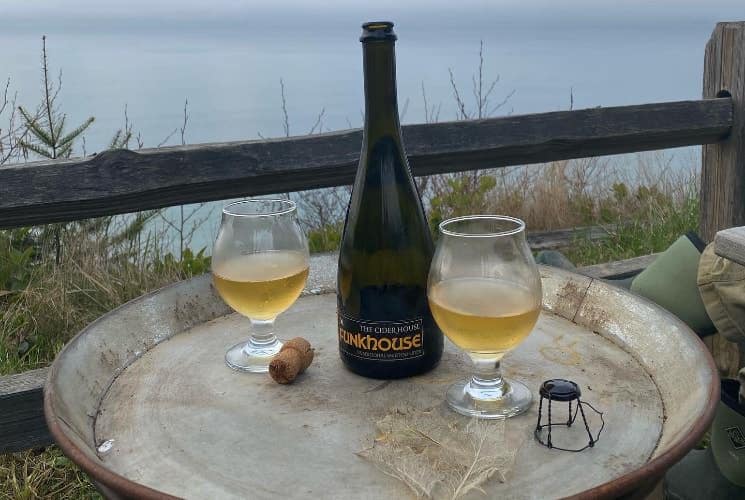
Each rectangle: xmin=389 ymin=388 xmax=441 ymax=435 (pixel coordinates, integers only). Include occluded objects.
xmin=0 ymin=222 xmax=210 ymax=498
xmin=565 ymin=194 xmax=700 ymax=266
xmin=0 ymin=448 xmax=102 ymax=500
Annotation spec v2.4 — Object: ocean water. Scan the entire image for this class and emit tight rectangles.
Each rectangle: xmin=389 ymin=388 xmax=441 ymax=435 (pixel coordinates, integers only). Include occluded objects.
xmin=2 ymin=1 xmax=742 ymax=252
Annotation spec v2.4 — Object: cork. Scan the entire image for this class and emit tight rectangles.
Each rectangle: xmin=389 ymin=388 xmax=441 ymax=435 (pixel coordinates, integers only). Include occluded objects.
xmin=269 ymin=337 xmax=314 ymax=384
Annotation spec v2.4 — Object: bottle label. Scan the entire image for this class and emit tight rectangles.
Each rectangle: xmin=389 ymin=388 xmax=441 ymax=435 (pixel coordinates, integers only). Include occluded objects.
xmin=338 ymin=312 xmax=424 ymax=361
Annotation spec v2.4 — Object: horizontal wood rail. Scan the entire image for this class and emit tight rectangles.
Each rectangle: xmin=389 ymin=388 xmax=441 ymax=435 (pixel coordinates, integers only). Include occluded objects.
xmin=0 ymin=98 xmax=732 ymax=229
xmin=0 ymin=369 xmax=49 ymax=453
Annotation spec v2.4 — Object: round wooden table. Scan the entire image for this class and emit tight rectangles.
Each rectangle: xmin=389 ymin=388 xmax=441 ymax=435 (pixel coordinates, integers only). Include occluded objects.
xmin=44 ymin=266 xmax=718 ymax=499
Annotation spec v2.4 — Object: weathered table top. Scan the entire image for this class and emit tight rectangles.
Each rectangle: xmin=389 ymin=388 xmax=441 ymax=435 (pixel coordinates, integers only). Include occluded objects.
xmin=44 ymin=266 xmax=718 ymax=499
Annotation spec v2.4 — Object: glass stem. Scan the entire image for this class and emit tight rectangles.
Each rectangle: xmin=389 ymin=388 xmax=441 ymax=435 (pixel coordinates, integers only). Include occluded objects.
xmin=246 ymin=318 xmax=280 ymax=351
xmin=469 ymin=357 xmax=509 ymax=399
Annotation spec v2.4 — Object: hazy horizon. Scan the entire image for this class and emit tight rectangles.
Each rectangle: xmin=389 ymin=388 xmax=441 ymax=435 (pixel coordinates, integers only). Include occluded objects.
xmin=3 ymin=1 xmax=743 ymax=151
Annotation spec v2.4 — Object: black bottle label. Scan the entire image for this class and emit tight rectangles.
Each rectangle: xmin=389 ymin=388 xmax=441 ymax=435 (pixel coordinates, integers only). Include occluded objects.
xmin=338 ymin=312 xmax=424 ymax=361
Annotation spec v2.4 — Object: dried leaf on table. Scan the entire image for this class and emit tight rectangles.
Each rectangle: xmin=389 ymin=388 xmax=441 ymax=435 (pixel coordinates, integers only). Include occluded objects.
xmin=357 ymin=406 xmax=517 ymax=499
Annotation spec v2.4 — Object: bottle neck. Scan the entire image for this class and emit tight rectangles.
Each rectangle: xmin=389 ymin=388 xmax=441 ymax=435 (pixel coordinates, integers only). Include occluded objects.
xmin=362 ymin=41 xmax=401 ymax=138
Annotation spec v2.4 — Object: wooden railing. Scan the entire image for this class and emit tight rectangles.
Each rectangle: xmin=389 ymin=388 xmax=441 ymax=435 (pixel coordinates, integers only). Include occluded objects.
xmin=0 ymin=99 xmax=732 ymax=229
xmin=1 ymin=21 xmax=744 ymax=454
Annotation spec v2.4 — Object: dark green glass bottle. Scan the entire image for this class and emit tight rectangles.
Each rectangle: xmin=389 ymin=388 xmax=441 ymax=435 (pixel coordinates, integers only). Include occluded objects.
xmin=337 ymin=22 xmax=444 ymax=379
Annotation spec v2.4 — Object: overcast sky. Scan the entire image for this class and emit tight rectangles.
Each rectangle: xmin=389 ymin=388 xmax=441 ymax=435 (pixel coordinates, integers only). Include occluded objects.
xmin=4 ymin=0 xmax=742 ymax=37
xmin=4 ymin=0 xmax=738 ymax=9
xmin=5 ymin=0 xmax=742 ymax=19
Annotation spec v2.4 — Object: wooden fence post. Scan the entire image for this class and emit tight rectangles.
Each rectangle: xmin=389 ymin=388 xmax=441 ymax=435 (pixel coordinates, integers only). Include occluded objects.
xmin=702 ymin=22 xmax=745 ymax=240
xmin=701 ymin=22 xmax=745 ymax=377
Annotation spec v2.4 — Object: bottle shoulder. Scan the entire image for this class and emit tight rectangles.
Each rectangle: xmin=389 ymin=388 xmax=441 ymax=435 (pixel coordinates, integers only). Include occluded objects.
xmin=344 ymin=139 xmax=432 ymax=247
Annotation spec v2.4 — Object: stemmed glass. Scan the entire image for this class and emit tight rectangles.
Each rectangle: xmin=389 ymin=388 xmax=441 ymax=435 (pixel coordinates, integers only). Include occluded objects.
xmin=212 ymin=199 xmax=309 ymax=373
xmin=428 ymin=215 xmax=542 ymax=418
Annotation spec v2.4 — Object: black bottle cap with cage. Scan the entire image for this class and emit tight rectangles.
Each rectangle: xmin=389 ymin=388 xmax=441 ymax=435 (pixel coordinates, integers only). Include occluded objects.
xmin=539 ymin=379 xmax=581 ymax=402
xmin=535 ymin=378 xmax=605 ymax=453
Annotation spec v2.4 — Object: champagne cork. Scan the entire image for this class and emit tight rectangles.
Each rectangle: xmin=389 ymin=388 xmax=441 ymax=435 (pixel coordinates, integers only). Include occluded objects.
xmin=269 ymin=337 xmax=314 ymax=384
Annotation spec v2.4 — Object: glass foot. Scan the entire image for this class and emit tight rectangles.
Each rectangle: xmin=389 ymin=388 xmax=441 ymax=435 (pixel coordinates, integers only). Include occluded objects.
xmin=225 ymin=338 xmax=283 ymax=373
xmin=446 ymin=377 xmax=532 ymax=419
